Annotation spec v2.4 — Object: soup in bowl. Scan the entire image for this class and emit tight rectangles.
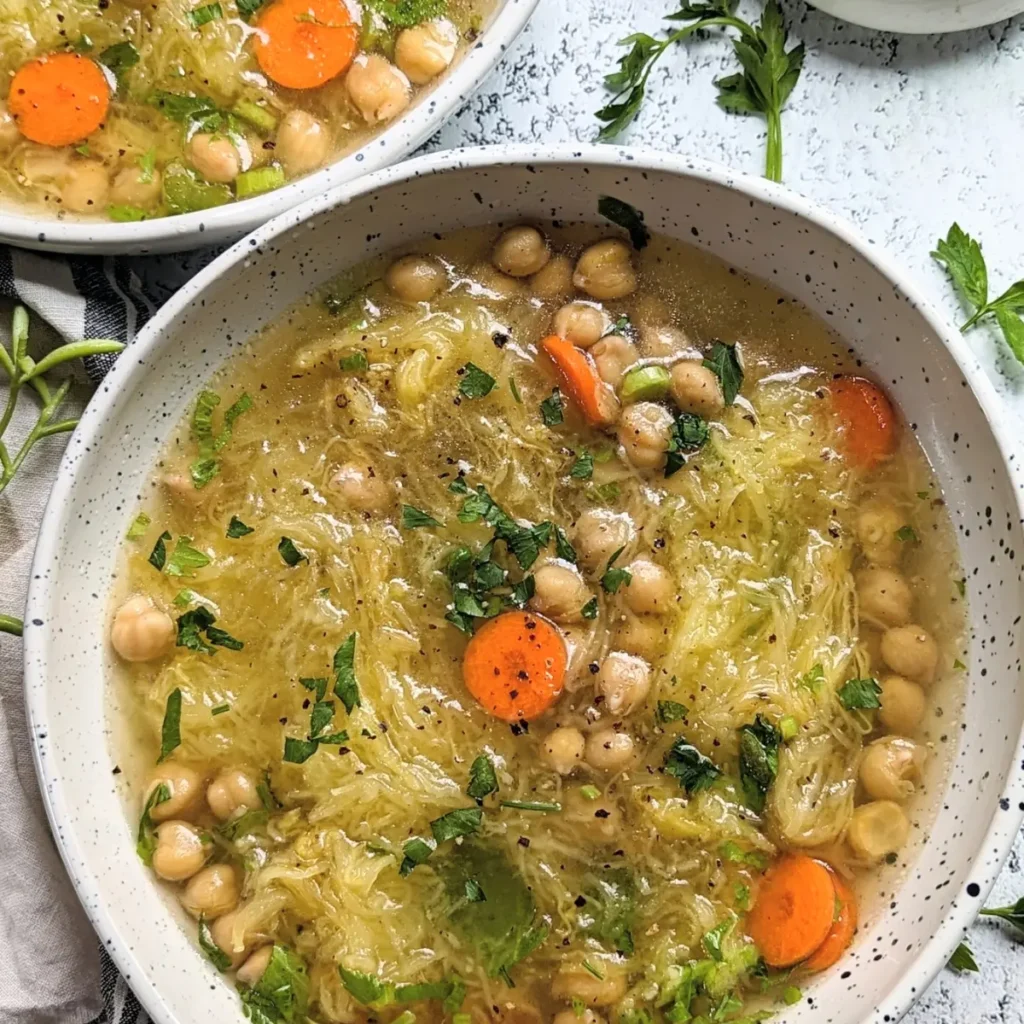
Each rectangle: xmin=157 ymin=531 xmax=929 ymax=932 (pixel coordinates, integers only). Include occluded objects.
xmin=24 ymin=149 xmax=1024 ymax=1024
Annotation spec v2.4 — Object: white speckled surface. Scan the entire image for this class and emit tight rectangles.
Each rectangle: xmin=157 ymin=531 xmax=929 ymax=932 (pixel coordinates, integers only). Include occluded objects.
xmin=411 ymin=2 xmax=1024 ymax=1017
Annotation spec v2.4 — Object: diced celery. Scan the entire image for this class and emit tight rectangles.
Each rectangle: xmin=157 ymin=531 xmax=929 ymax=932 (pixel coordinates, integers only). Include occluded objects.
xmin=232 ymin=98 xmax=278 ymax=134
xmin=779 ymin=714 xmax=799 ymax=740
xmin=234 ymin=165 xmax=286 ymax=199
xmin=107 ymin=204 xmax=147 ymax=222
xmin=162 ymin=164 xmax=232 ymax=214
xmin=620 ymin=364 xmax=670 ymax=403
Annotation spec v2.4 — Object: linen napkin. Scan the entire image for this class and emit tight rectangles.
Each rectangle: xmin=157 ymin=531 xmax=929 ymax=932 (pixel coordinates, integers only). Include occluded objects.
xmin=0 ymin=243 xmax=221 ymax=1024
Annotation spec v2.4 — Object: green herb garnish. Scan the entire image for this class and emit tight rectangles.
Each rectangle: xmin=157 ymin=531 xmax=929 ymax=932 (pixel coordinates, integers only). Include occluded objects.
xmin=666 ymin=411 xmax=709 ymax=476
xmin=896 ymin=524 xmax=918 ymax=543
xmin=947 ymin=941 xmax=979 ymax=973
xmin=198 ymin=916 xmax=231 ymax=971
xmin=135 ymin=783 xmax=170 ymax=864
xmin=500 ymin=800 xmax=561 ymax=813
xmin=148 ymin=530 xmax=171 ymax=571
xmin=226 ymin=515 xmax=254 ymax=538
xmin=838 ymin=677 xmax=882 ymax=711
xmin=333 ymin=633 xmax=361 ymax=713
xmin=570 ymin=450 xmax=595 ymax=479
xmin=278 ymin=536 xmax=307 ymax=566
xmin=364 ymin=0 xmax=446 ymax=28
xmin=431 ymin=807 xmax=484 ymax=843
xmin=703 ymin=340 xmax=744 ymax=405
xmin=157 ymin=688 xmax=182 ymax=762
xmin=467 ymin=753 xmax=499 ymax=801
xmin=600 ymin=547 xmax=632 ymax=594
xmin=238 ymin=946 xmax=309 ymax=1023
xmin=980 ymin=897 xmax=1024 ymax=938
xmin=458 ymin=362 xmax=497 ymax=399
xmin=581 ymin=597 xmax=599 ymax=619
xmin=340 ymin=351 xmax=369 ymax=372
xmin=597 ymin=195 xmax=650 ymax=250
xmin=187 ymin=2 xmax=223 ymax=26
xmin=126 ymin=512 xmax=151 ymax=541
xmin=663 ymin=738 xmax=720 ymax=793
xmin=656 ymin=699 xmax=688 ymax=723
xmin=540 ymin=388 xmax=564 ymax=426
xmin=165 ymin=536 xmax=211 ymax=577
xmin=737 ymin=714 xmax=780 ymax=812
xmin=401 ymin=504 xmax=443 ymax=529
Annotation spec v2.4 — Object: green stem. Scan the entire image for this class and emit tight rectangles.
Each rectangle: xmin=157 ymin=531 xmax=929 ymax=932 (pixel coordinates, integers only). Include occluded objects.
xmin=765 ymin=106 xmax=783 ymax=183
xmin=24 ymin=338 xmax=123 ymax=381
xmin=0 ymin=615 xmax=23 ymax=636
xmin=961 ymin=307 xmax=989 ymax=332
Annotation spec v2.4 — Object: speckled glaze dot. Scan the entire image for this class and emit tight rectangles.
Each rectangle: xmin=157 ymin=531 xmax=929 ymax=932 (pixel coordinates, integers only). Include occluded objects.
xmin=20 ymin=147 xmax=1024 ymax=1024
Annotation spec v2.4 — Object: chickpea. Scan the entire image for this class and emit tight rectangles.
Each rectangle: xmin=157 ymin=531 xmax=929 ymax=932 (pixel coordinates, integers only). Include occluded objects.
xmin=860 ymin=737 xmax=926 ymax=802
xmin=236 ymin=945 xmax=273 ymax=986
xmin=618 ymin=401 xmax=674 ymax=471
xmin=111 ymin=595 xmax=174 ymax=662
xmin=61 ymin=160 xmax=110 ymax=214
xmin=614 ymin=616 xmax=666 ymax=659
xmin=623 ymin=559 xmax=673 ymax=614
xmin=209 ymin=909 xmax=253 ymax=969
xmin=552 ymin=967 xmax=628 ymax=1007
xmin=856 ymin=567 xmax=913 ymax=629
xmin=564 ymin=788 xmax=622 ymax=841
xmin=846 ymin=799 xmax=909 ymax=862
xmin=468 ymin=262 xmax=524 ymax=301
xmin=573 ymin=239 xmax=637 ymax=301
xmin=394 ymin=18 xmax=458 ymax=85
xmin=0 ymin=103 xmax=20 ymax=149
xmin=670 ymin=361 xmax=725 ymax=419
xmin=574 ymin=510 xmax=636 ymax=574
xmin=856 ymin=503 xmax=904 ymax=566
xmin=529 ymin=563 xmax=592 ymax=623
xmin=207 ymin=769 xmax=262 ymax=822
xmin=384 ymin=254 xmax=446 ymax=302
xmin=110 ymin=165 xmax=162 ymax=209
xmin=187 ymin=133 xmax=240 ymax=184
xmin=595 ymin=651 xmax=651 ymax=715
xmin=276 ymin=110 xmax=330 ymax=177
xmin=151 ymin=821 xmax=208 ymax=881
xmin=554 ymin=1011 xmax=605 ymax=1024
xmin=553 ymin=302 xmax=607 ymax=349
xmin=880 ymin=625 xmax=938 ymax=684
xmin=328 ymin=462 xmax=391 ymax=513
xmin=591 ymin=334 xmax=639 ymax=387
xmin=541 ymin=726 xmax=586 ymax=775
xmin=530 ymin=255 xmax=574 ymax=301
xmin=878 ymin=674 xmax=927 ymax=735
xmin=491 ymin=225 xmax=550 ymax=278
xmin=181 ymin=863 xmax=240 ymax=919
xmin=585 ymin=728 xmax=635 ymax=771
xmin=145 ymin=763 xmax=203 ymax=822
xmin=346 ymin=55 xmax=412 ymax=124
xmin=638 ymin=324 xmax=689 ymax=358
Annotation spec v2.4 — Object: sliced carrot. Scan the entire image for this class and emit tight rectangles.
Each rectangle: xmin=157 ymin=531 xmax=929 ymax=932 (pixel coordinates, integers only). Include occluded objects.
xmin=8 ymin=53 xmax=110 ymax=147
xmin=745 ymin=854 xmax=836 ymax=968
xmin=802 ymin=873 xmax=858 ymax=972
xmin=830 ymin=376 xmax=897 ymax=470
xmin=255 ymin=0 xmax=358 ymax=90
xmin=540 ymin=334 xmax=616 ymax=426
xmin=462 ymin=611 xmax=567 ymax=723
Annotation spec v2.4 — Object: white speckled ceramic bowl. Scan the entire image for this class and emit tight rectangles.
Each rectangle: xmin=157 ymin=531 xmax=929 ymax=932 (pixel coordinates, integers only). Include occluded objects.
xmin=23 ymin=146 xmax=1024 ymax=1024
xmin=0 ymin=0 xmax=537 ymax=256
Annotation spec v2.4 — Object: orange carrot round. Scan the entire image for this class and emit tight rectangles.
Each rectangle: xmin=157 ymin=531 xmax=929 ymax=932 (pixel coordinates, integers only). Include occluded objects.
xmin=8 ymin=53 xmax=110 ymax=147
xmin=803 ymin=873 xmax=858 ymax=972
xmin=540 ymin=334 xmax=616 ymax=426
xmin=462 ymin=611 xmax=567 ymax=723
xmin=830 ymin=376 xmax=896 ymax=470
xmin=746 ymin=854 xmax=837 ymax=968
xmin=255 ymin=0 xmax=358 ymax=90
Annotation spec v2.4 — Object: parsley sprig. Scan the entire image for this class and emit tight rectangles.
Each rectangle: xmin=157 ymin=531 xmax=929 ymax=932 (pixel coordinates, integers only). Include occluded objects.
xmin=597 ymin=0 xmax=804 ymax=183
xmin=932 ymin=223 xmax=1024 ymax=364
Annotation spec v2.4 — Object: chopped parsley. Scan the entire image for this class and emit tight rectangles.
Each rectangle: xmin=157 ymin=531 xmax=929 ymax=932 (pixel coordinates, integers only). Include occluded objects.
xmin=467 ymin=753 xmax=499 ymax=801
xmin=333 ymin=633 xmax=361 ymax=713
xmin=187 ymin=2 xmax=223 ymax=26
xmin=703 ymin=341 xmax=744 ymax=405
xmin=126 ymin=511 xmax=151 ymax=540
xmin=135 ymin=783 xmax=170 ymax=864
xmin=188 ymin=389 xmax=253 ymax=489
xmin=581 ymin=597 xmax=599 ymax=619
xmin=896 ymin=524 xmax=918 ymax=543
xmin=165 ymin=536 xmax=211 ymax=577
xmin=364 ymin=0 xmax=447 ymax=28
xmin=666 ymin=411 xmax=709 ymax=476
xmin=600 ymin=546 xmax=632 ymax=594
xmin=554 ymin=525 xmax=577 ymax=563
xmin=570 ymin=450 xmax=594 ymax=479
xmin=738 ymin=715 xmax=781 ymax=812
xmin=539 ymin=388 xmax=564 ymax=426
xmin=401 ymin=504 xmax=443 ymax=529
xmin=947 ymin=941 xmax=979 ymax=973
xmin=176 ymin=605 xmax=243 ymax=655
xmin=157 ymin=688 xmax=182 ymax=762
xmin=798 ymin=663 xmax=825 ymax=692
xmin=656 ymin=699 xmax=688 ymax=724
xmin=226 ymin=515 xmax=254 ymax=538
xmin=148 ymin=530 xmax=171 ymax=571
xmin=431 ymin=807 xmax=483 ymax=843
xmin=458 ymin=362 xmax=496 ymax=399
xmin=278 ymin=536 xmax=307 ymax=566
xmin=198 ymin=916 xmax=231 ymax=971
xmin=838 ymin=677 xmax=883 ymax=711
xmin=663 ymin=738 xmax=720 ymax=794
xmin=238 ymin=946 xmax=309 ymax=1023
xmin=597 ymin=195 xmax=650 ymax=250
xmin=339 ymin=351 xmax=369 ymax=372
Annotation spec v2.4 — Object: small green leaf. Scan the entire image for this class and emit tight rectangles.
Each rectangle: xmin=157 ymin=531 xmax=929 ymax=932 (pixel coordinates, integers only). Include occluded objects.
xmin=135 ymin=783 xmax=170 ymax=864
xmin=198 ymin=916 xmax=232 ymax=971
xmin=580 ymin=597 xmax=599 ymax=619
xmin=467 ymin=754 xmax=499 ymax=800
xmin=540 ymin=388 xmax=564 ymax=426
xmin=597 ymin=195 xmax=650 ymax=250
xmin=464 ymin=878 xmax=487 ymax=902
xmin=339 ymin=351 xmax=369 ymax=372
xmin=980 ymin=896 xmax=1024 ymax=938
xmin=499 ymin=800 xmax=561 ymax=813
xmin=399 ymin=836 xmax=436 ymax=875
xmin=126 ymin=512 xmax=151 ymax=541
xmin=187 ymin=2 xmax=223 ymax=26
xmin=158 ymin=688 xmax=182 ymax=762
xmin=570 ymin=450 xmax=594 ymax=479
xmin=656 ymin=700 xmax=688 ymax=723
xmin=554 ymin=525 xmax=577 ymax=564
xmin=601 ymin=566 xmax=632 ymax=594
xmin=401 ymin=504 xmax=443 ymax=529
xmin=278 ymin=536 xmax=307 ymax=566
xmin=458 ymin=362 xmax=496 ymax=399
xmin=738 ymin=715 xmax=780 ymax=812
xmin=580 ymin=784 xmax=600 ymax=800
xmin=431 ymin=807 xmax=483 ymax=843
xmin=165 ymin=536 xmax=211 ymax=577
xmin=226 ymin=515 xmax=254 ymax=538
xmin=333 ymin=633 xmax=361 ymax=713
xmin=703 ymin=341 xmax=744 ymax=405
xmin=947 ymin=941 xmax=979 ymax=973
xmin=283 ymin=737 xmax=320 ymax=763
xmin=664 ymin=738 xmax=720 ymax=794
xmin=895 ymin=525 xmax=918 ymax=543
xmin=838 ymin=677 xmax=882 ymax=711
xmin=702 ymin=918 xmax=733 ymax=961
xmin=148 ymin=530 xmax=171 ymax=571
xmin=932 ymin=223 xmax=989 ymax=313
xmin=798 ymin=663 xmax=825 ymax=692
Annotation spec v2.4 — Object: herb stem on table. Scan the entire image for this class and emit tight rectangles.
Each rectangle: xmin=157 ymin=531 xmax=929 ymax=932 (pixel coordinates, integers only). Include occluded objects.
xmin=0 ymin=615 xmax=23 ymax=636
xmin=596 ymin=0 xmax=804 ymax=184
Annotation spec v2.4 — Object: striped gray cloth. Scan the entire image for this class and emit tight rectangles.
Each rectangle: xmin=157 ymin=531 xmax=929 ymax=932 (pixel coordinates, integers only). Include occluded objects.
xmin=0 ymin=243 xmax=224 ymax=1024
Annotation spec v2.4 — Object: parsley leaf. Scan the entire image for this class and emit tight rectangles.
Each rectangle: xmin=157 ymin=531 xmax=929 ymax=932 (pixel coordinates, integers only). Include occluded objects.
xmin=278 ymin=536 xmax=307 ymax=566
xmin=401 ymin=504 xmax=443 ymax=529
xmin=135 ymin=783 xmax=170 ymax=864
xmin=666 ymin=411 xmax=709 ymax=476
xmin=198 ymin=916 xmax=231 ymax=971
xmin=570 ymin=450 xmax=594 ymax=479
xmin=431 ymin=807 xmax=483 ymax=844
xmin=239 ymin=946 xmax=309 ymax=1023
xmin=838 ymin=677 xmax=882 ymax=710
xmin=458 ymin=362 xmax=497 ymax=399
xmin=656 ymin=699 xmax=688 ymax=723
xmin=333 ymin=633 xmax=361 ymax=713
xmin=581 ymin=597 xmax=599 ymax=619
xmin=226 ymin=515 xmax=254 ymax=538
xmin=338 ymin=965 xmax=393 ymax=1006
xmin=980 ymin=897 xmax=1024 ymax=938
xmin=399 ymin=836 xmax=436 ymax=876
xmin=703 ymin=341 xmax=744 ymax=405
xmin=932 ymin=222 xmax=1024 ymax=364
xmin=164 ymin=536 xmax=210 ymax=577
xmin=282 ymin=737 xmax=320 ymax=764
xmin=464 ymin=878 xmax=487 ymax=903
xmin=126 ymin=511 xmax=151 ymax=541
xmin=540 ymin=388 xmax=564 ymax=426
xmin=600 ymin=546 xmax=632 ymax=593
xmin=158 ymin=688 xmax=182 ymax=762
xmin=188 ymin=389 xmax=253 ymax=488
xmin=339 ymin=351 xmax=369 ymax=372
xmin=597 ymin=0 xmax=802 ymax=183
xmin=148 ymin=530 xmax=171 ymax=571
xmin=737 ymin=714 xmax=780 ymax=812
xmin=364 ymin=0 xmax=446 ymax=28
xmin=896 ymin=524 xmax=918 ymax=543
xmin=554 ymin=525 xmax=577 ymax=564
xmin=798 ymin=663 xmax=824 ymax=692
xmin=187 ymin=2 xmax=222 ymax=26
xmin=664 ymin=738 xmax=721 ymax=793
xmin=597 ymin=195 xmax=650 ymax=250
xmin=467 ymin=753 xmax=499 ymax=800
xmin=947 ymin=941 xmax=979 ymax=973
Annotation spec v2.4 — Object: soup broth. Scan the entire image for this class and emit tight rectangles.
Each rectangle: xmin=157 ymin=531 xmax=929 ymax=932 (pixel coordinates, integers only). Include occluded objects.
xmin=0 ymin=0 xmax=489 ymax=221
xmin=111 ymin=220 xmax=967 ymax=1024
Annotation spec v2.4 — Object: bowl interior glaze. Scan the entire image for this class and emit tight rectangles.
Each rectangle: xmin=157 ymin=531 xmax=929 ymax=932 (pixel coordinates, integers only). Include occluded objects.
xmin=24 ymin=147 xmax=1024 ymax=1024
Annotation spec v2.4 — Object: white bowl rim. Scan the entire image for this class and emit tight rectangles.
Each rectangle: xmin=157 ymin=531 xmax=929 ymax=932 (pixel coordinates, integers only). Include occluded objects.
xmin=24 ymin=142 xmax=1024 ymax=1024
xmin=0 ymin=0 xmax=538 ymax=253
